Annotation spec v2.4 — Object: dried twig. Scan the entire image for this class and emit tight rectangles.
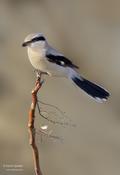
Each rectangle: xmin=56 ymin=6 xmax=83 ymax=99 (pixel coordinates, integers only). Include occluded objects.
xmin=36 ymin=129 xmax=62 ymax=141
xmin=27 ymin=70 xmax=76 ymax=174
xmin=28 ymin=76 xmax=43 ymax=175
xmin=37 ymin=100 xmax=76 ymax=127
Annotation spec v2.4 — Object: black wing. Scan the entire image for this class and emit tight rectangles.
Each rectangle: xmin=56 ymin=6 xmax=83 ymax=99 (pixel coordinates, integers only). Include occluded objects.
xmin=46 ymin=54 xmax=79 ymax=68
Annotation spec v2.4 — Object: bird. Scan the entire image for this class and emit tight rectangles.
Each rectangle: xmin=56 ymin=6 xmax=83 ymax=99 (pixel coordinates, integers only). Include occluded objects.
xmin=22 ymin=33 xmax=110 ymax=102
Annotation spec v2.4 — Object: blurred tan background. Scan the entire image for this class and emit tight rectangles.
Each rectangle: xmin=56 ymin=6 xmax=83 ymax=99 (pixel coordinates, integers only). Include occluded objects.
xmin=0 ymin=0 xmax=120 ymax=175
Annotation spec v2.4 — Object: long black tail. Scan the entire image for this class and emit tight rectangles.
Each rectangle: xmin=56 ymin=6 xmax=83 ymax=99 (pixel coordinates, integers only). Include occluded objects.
xmin=72 ymin=76 xmax=110 ymax=102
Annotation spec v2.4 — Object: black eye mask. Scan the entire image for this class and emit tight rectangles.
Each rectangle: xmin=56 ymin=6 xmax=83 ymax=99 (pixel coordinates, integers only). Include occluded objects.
xmin=22 ymin=36 xmax=46 ymax=47
xmin=31 ymin=36 xmax=45 ymax=42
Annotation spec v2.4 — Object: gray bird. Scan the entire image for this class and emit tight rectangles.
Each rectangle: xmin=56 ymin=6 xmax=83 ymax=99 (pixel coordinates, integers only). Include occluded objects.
xmin=22 ymin=33 xmax=110 ymax=102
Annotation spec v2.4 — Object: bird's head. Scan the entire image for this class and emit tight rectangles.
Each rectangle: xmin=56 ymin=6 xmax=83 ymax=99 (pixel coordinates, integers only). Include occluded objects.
xmin=22 ymin=33 xmax=46 ymax=48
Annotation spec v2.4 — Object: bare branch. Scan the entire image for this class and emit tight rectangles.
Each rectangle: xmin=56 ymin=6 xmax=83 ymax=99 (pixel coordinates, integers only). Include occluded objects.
xmin=27 ymin=71 xmax=76 ymax=175
xmin=36 ymin=129 xmax=63 ymax=141
xmin=28 ymin=76 xmax=43 ymax=175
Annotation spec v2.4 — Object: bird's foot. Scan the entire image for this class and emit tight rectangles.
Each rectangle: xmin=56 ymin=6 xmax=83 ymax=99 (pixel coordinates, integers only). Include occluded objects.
xmin=34 ymin=69 xmax=48 ymax=84
xmin=34 ymin=69 xmax=48 ymax=76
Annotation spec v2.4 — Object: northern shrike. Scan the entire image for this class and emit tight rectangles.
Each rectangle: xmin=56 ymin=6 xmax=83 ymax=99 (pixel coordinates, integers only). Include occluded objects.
xmin=22 ymin=33 xmax=110 ymax=102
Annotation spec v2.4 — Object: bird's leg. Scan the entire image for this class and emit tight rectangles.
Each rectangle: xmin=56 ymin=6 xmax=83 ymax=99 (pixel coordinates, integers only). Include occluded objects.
xmin=34 ymin=69 xmax=41 ymax=79
xmin=34 ymin=69 xmax=49 ymax=79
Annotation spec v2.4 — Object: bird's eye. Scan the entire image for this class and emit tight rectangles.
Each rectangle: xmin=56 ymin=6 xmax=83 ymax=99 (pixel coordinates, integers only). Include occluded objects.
xmin=31 ymin=36 xmax=45 ymax=42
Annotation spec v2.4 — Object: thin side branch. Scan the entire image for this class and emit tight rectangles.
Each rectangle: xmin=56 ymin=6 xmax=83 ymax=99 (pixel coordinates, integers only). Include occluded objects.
xmin=37 ymin=100 xmax=76 ymax=127
xmin=28 ymin=76 xmax=43 ymax=175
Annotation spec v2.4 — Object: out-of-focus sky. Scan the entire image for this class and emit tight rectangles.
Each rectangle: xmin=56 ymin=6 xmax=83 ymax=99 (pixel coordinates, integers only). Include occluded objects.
xmin=0 ymin=0 xmax=120 ymax=175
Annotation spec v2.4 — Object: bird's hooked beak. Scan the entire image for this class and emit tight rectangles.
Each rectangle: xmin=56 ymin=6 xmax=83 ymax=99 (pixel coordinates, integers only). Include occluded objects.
xmin=22 ymin=40 xmax=31 ymax=47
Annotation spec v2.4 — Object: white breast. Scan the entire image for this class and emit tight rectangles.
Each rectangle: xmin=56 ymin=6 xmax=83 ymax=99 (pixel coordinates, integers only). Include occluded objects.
xmin=27 ymin=47 xmax=48 ymax=71
xmin=27 ymin=47 xmax=68 ymax=77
